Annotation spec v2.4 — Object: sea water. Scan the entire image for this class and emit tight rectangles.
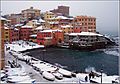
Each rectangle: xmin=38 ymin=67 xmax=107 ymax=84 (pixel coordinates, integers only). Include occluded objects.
xmin=28 ymin=36 xmax=119 ymax=76
xmin=28 ymin=47 xmax=119 ymax=75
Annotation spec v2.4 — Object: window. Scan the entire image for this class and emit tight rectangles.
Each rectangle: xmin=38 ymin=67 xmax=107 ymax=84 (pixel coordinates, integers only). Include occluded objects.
xmin=5 ymin=32 xmax=8 ymax=34
xmin=6 ymin=36 xmax=8 ymax=38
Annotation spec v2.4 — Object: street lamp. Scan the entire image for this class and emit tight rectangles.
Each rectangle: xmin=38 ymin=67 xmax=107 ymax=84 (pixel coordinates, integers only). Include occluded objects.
xmin=100 ymin=69 xmax=103 ymax=84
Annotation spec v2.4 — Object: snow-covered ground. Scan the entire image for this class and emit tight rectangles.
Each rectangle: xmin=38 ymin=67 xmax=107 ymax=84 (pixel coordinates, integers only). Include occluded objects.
xmin=3 ymin=41 xmax=120 ymax=83
xmin=5 ymin=40 xmax=44 ymax=52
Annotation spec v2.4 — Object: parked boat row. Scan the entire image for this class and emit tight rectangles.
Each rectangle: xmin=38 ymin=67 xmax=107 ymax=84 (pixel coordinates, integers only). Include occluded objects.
xmin=0 ymin=65 xmax=35 ymax=83
xmin=8 ymin=50 xmax=76 ymax=81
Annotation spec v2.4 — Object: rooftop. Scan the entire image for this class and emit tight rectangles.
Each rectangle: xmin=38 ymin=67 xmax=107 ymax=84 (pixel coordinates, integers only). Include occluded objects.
xmin=69 ymin=32 xmax=103 ymax=36
xmin=21 ymin=25 xmax=33 ymax=28
xmin=40 ymin=29 xmax=62 ymax=33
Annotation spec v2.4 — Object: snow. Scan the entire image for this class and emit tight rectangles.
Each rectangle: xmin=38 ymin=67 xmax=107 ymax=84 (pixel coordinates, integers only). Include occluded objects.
xmin=49 ymin=22 xmax=59 ymax=24
xmin=21 ymin=25 xmax=33 ymax=28
xmin=42 ymin=71 xmax=55 ymax=81
xmin=90 ymin=75 xmax=119 ymax=83
xmin=40 ymin=29 xmax=62 ymax=33
xmin=0 ymin=17 xmax=7 ymax=21
xmin=69 ymin=32 xmax=103 ymax=36
xmin=50 ymin=16 xmax=72 ymax=20
xmin=15 ymin=24 xmax=23 ymax=27
xmin=38 ymin=18 xmax=45 ymax=23
xmin=6 ymin=40 xmax=44 ymax=52
xmin=58 ymin=68 xmax=72 ymax=77
xmin=30 ymin=34 xmax=37 ymax=37
xmin=4 ymin=26 xmax=9 ymax=29
xmin=44 ymin=37 xmax=53 ymax=39
xmin=35 ymin=26 xmax=44 ymax=30
xmin=61 ymin=25 xmax=73 ymax=28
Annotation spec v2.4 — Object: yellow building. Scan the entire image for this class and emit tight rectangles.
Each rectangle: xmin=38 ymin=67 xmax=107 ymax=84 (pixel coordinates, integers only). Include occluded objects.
xmin=4 ymin=26 xmax=10 ymax=43
xmin=44 ymin=11 xmax=56 ymax=20
xmin=44 ymin=11 xmax=56 ymax=28
xmin=0 ymin=17 xmax=6 ymax=70
xmin=60 ymin=25 xmax=74 ymax=33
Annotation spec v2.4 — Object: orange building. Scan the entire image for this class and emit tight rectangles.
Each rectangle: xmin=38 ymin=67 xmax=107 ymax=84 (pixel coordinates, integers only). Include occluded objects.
xmin=73 ymin=16 xmax=96 ymax=32
xmin=0 ymin=17 xmax=6 ymax=70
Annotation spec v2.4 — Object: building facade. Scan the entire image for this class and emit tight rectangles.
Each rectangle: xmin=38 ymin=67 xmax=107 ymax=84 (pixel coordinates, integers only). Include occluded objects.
xmin=0 ymin=17 xmax=6 ymax=70
xmin=9 ymin=28 xmax=19 ymax=43
xmin=73 ymin=16 xmax=96 ymax=33
xmin=21 ymin=7 xmax=41 ymax=21
xmin=60 ymin=25 xmax=74 ymax=33
xmin=37 ymin=29 xmax=64 ymax=46
xmin=47 ymin=16 xmax=73 ymax=30
xmin=7 ymin=14 xmax=23 ymax=25
xmin=20 ymin=25 xmax=33 ymax=41
xmin=4 ymin=26 xmax=10 ymax=43
xmin=44 ymin=11 xmax=56 ymax=20
xmin=50 ymin=6 xmax=69 ymax=16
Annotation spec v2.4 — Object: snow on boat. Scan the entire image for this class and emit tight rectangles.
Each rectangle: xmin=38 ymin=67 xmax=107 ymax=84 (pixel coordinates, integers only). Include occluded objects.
xmin=42 ymin=71 xmax=55 ymax=81
xmin=90 ymin=75 xmax=120 ymax=83
xmin=18 ymin=79 xmax=36 ymax=83
xmin=52 ymin=71 xmax=63 ymax=80
xmin=58 ymin=68 xmax=72 ymax=77
xmin=7 ymin=75 xmax=31 ymax=83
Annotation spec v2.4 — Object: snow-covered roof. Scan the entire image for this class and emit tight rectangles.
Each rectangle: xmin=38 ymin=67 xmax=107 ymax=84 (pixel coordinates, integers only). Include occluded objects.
xmin=49 ymin=22 xmax=59 ymax=24
xmin=4 ymin=26 xmax=9 ymax=29
xmin=69 ymin=32 xmax=103 ymax=36
xmin=35 ymin=26 xmax=44 ymax=30
xmin=40 ymin=29 xmax=62 ymax=33
xmin=30 ymin=34 xmax=37 ymax=37
xmin=21 ymin=25 xmax=32 ymax=28
xmin=14 ymin=28 xmax=19 ymax=30
xmin=44 ymin=37 xmax=52 ymax=39
xmin=61 ymin=25 xmax=73 ymax=28
xmin=38 ymin=18 xmax=45 ymax=23
xmin=50 ymin=16 xmax=70 ymax=20
xmin=15 ymin=24 xmax=23 ymax=27
xmin=0 ymin=17 xmax=7 ymax=21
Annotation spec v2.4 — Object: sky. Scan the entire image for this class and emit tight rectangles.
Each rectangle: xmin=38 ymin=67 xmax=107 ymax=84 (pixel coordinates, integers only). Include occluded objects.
xmin=1 ymin=1 xmax=119 ymax=35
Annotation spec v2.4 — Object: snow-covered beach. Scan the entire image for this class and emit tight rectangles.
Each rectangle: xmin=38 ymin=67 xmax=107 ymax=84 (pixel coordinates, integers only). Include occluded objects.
xmin=5 ymin=40 xmax=44 ymax=52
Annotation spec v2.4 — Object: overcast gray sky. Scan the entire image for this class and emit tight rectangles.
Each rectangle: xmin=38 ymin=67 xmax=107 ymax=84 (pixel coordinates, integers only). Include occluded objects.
xmin=1 ymin=1 xmax=119 ymax=35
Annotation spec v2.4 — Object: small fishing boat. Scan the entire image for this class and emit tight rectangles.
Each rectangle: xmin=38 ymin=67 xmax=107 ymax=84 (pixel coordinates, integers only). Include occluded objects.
xmin=42 ymin=71 xmax=55 ymax=81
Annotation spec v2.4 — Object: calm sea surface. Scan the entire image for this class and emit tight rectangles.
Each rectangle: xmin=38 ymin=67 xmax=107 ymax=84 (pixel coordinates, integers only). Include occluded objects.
xmin=27 ymin=47 xmax=119 ymax=75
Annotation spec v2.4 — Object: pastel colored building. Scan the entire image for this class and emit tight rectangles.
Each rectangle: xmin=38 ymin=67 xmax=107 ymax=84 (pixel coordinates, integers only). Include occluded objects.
xmin=50 ymin=6 xmax=69 ymax=16
xmin=60 ymin=25 xmax=74 ymax=33
xmin=9 ymin=28 xmax=19 ymax=43
xmin=4 ymin=26 xmax=10 ymax=43
xmin=37 ymin=29 xmax=64 ymax=46
xmin=6 ymin=14 xmax=23 ymax=25
xmin=73 ymin=16 xmax=96 ymax=32
xmin=0 ymin=17 xmax=6 ymax=70
xmin=44 ymin=11 xmax=56 ymax=20
xmin=4 ymin=26 xmax=19 ymax=43
xmin=21 ymin=7 xmax=41 ymax=21
xmin=47 ymin=16 xmax=73 ymax=30
xmin=20 ymin=25 xmax=33 ymax=41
